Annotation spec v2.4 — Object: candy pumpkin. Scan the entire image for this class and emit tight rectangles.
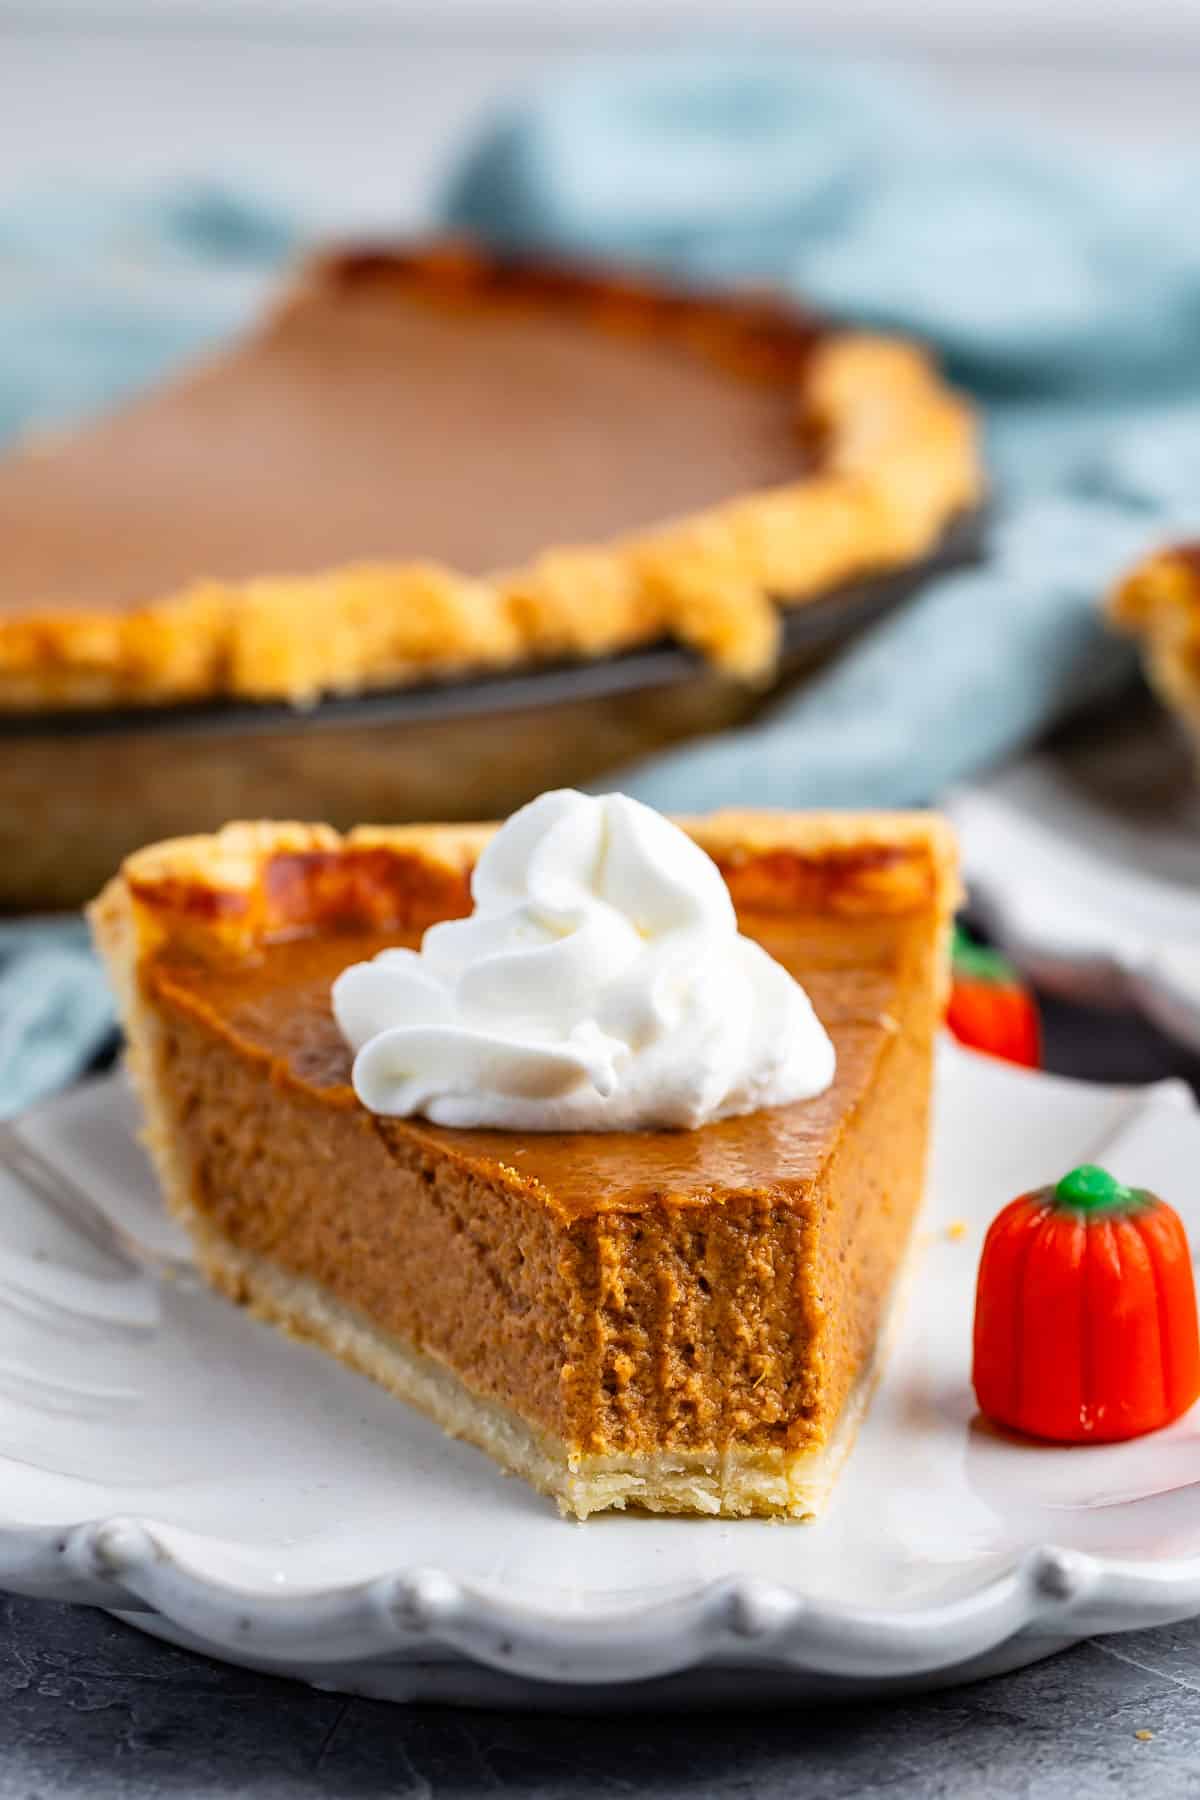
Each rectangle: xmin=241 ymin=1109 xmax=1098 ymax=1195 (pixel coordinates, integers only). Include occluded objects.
xmin=973 ymin=1164 xmax=1200 ymax=1443
xmin=947 ymin=927 xmax=1040 ymax=1068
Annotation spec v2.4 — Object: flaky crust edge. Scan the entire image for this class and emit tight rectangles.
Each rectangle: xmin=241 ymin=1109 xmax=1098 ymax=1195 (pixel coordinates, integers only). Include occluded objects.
xmin=91 ymin=809 xmax=960 ymax=949
xmin=1110 ymin=545 xmax=1200 ymax=755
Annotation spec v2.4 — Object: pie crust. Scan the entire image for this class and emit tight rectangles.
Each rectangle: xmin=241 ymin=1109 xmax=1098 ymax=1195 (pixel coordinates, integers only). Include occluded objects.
xmin=3 ymin=245 xmax=981 ymax=711
xmin=1111 ymin=542 xmax=1200 ymax=756
xmin=92 ymin=810 xmax=957 ymax=1520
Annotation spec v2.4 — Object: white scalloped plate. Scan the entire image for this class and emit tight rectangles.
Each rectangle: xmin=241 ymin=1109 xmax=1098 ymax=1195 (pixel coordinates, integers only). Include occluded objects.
xmin=3 ymin=1049 xmax=1200 ymax=1709
xmin=945 ymin=701 xmax=1200 ymax=1050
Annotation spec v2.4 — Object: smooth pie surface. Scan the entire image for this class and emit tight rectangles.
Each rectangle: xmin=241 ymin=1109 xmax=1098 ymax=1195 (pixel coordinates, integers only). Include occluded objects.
xmin=0 ymin=270 xmax=814 ymax=614
xmin=145 ymin=910 xmax=911 ymax=1217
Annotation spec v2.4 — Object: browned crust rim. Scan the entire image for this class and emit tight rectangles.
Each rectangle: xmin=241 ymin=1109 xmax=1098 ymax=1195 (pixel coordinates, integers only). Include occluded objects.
xmin=89 ymin=811 xmax=961 ymax=966
xmin=301 ymin=242 xmax=829 ymax=384
xmin=1110 ymin=543 xmax=1200 ymax=744
xmin=1110 ymin=542 xmax=1200 ymax=634
xmin=0 ymin=241 xmax=982 ymax=712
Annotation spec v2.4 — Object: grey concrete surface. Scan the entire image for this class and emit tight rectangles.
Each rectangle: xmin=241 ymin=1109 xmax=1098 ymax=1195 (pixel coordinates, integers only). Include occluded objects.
xmin=4 ymin=1593 xmax=1200 ymax=1799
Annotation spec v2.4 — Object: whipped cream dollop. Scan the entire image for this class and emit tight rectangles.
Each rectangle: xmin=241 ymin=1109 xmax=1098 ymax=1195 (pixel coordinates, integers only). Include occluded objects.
xmin=332 ymin=789 xmax=836 ymax=1132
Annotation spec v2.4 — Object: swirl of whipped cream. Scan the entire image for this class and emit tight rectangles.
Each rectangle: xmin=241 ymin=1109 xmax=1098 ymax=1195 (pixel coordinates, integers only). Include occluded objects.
xmin=332 ymin=789 xmax=836 ymax=1131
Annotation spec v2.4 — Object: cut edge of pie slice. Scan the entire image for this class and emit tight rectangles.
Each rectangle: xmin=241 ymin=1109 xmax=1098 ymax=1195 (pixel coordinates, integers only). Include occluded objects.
xmin=90 ymin=809 xmax=960 ymax=1520
xmin=1111 ymin=541 xmax=1200 ymax=757
xmin=2 ymin=243 xmax=981 ymax=711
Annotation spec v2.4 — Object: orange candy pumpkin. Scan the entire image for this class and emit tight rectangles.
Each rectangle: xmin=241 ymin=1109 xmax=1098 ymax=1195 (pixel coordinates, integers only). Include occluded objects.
xmin=947 ymin=928 xmax=1040 ymax=1069
xmin=973 ymin=1164 xmax=1200 ymax=1444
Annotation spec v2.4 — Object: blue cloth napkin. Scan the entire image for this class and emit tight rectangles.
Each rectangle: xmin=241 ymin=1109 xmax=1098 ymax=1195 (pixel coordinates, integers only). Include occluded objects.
xmin=442 ymin=52 xmax=1200 ymax=809
xmin=0 ymin=181 xmax=296 ymax=446
xmin=6 ymin=57 xmax=1200 ymax=1113
xmin=0 ymin=921 xmax=115 ymax=1119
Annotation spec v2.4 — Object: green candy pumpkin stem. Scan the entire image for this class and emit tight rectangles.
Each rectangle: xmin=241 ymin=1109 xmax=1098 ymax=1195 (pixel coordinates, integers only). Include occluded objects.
xmin=1053 ymin=1163 xmax=1139 ymax=1214
xmin=951 ymin=924 xmax=1017 ymax=986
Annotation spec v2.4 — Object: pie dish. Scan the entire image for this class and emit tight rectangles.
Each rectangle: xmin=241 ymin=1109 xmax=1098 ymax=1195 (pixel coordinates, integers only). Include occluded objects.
xmin=0 ymin=533 xmax=978 ymax=915
xmin=1111 ymin=541 xmax=1200 ymax=760
xmin=0 ymin=242 xmax=980 ymax=712
xmin=90 ymin=808 xmax=958 ymax=1520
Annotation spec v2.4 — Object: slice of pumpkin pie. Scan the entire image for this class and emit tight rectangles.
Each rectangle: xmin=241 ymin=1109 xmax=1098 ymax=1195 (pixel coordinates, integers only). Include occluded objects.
xmin=91 ymin=793 xmax=958 ymax=1519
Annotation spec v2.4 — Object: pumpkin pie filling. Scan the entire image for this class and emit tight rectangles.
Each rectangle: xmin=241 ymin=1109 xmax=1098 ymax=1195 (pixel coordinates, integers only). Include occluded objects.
xmin=92 ymin=811 xmax=957 ymax=1519
xmin=0 ymin=258 xmax=819 ymax=611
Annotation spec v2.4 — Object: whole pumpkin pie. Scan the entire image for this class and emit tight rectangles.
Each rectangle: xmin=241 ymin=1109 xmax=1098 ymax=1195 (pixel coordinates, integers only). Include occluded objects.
xmin=1111 ymin=542 xmax=1200 ymax=760
xmin=1 ymin=243 xmax=979 ymax=711
xmin=92 ymin=797 xmax=957 ymax=1519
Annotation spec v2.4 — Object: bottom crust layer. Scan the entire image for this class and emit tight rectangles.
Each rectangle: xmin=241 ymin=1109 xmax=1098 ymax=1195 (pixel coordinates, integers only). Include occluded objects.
xmin=190 ymin=1221 xmax=910 ymax=1522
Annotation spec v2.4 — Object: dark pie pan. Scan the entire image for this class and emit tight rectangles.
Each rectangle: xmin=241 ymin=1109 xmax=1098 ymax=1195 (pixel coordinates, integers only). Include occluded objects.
xmin=2 ymin=509 xmax=983 ymax=912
